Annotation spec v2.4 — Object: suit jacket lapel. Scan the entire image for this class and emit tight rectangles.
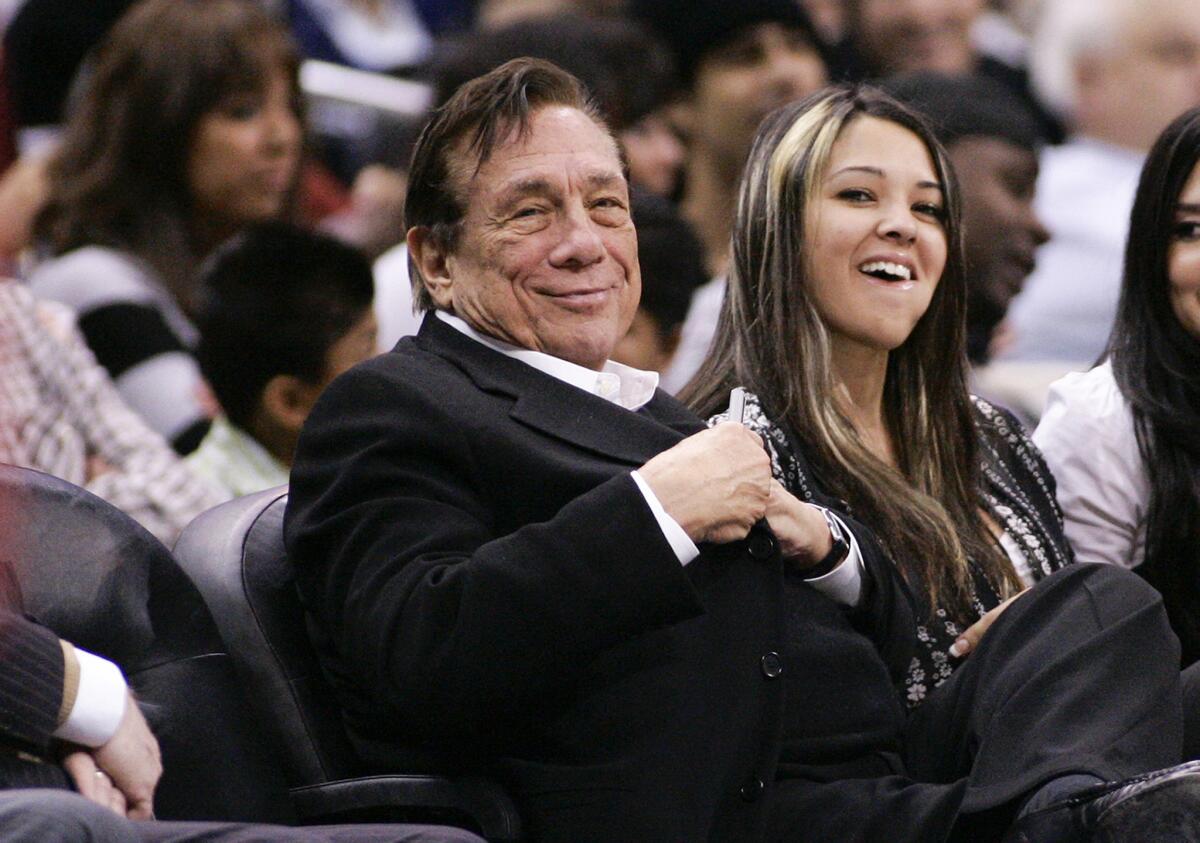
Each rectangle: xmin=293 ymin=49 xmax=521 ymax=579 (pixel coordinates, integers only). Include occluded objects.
xmin=415 ymin=313 xmax=703 ymax=465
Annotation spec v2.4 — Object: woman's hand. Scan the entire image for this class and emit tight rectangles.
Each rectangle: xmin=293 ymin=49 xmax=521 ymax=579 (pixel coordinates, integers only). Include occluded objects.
xmin=764 ymin=480 xmax=834 ymax=568
xmin=949 ymin=590 xmax=1028 ymax=658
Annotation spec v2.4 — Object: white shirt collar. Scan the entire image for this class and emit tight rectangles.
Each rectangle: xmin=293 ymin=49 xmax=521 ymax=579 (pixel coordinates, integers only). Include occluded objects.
xmin=435 ymin=310 xmax=659 ymax=410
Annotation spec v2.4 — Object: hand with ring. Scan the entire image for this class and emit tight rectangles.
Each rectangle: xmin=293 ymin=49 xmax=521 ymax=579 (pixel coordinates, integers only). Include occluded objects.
xmin=62 ymin=751 xmax=128 ymax=817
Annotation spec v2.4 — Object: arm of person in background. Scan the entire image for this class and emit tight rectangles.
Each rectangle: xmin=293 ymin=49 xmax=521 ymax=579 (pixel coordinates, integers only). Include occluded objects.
xmin=0 ymin=610 xmax=161 ymax=818
xmin=0 ymin=154 xmax=48 ymax=272
xmin=1033 ymin=370 xmax=1148 ymax=569
xmin=27 ymin=293 xmax=224 ymax=545
xmin=25 ymin=248 xmax=213 ymax=453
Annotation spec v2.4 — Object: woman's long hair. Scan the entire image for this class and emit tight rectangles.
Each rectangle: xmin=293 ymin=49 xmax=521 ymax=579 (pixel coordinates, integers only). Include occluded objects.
xmin=683 ymin=85 xmax=1019 ymax=621
xmin=34 ymin=0 xmax=302 ymax=314
xmin=1108 ymin=106 xmax=1200 ymax=663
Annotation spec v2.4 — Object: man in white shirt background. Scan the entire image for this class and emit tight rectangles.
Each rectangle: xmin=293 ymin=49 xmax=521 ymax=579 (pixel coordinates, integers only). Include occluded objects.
xmin=998 ymin=0 xmax=1200 ymax=373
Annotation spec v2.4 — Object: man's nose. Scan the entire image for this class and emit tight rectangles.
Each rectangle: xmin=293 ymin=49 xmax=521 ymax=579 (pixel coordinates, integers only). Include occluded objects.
xmin=548 ymin=205 xmax=606 ymax=267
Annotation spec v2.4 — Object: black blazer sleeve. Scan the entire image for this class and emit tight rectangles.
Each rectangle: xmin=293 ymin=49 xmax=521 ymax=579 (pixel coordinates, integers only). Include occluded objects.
xmin=836 ymin=513 xmax=918 ymax=685
xmin=0 ymin=610 xmax=65 ymax=753
xmin=285 ymin=361 xmax=704 ymax=746
xmin=770 ymin=419 xmax=917 ymax=682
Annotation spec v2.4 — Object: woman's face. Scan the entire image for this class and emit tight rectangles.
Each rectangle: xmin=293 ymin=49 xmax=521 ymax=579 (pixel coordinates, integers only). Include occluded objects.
xmin=1169 ymin=159 xmax=1200 ymax=340
xmin=806 ymin=115 xmax=948 ymax=354
xmin=186 ymin=66 xmax=302 ymax=235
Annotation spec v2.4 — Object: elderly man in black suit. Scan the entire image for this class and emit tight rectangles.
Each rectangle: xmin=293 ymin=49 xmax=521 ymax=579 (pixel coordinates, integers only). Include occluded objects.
xmin=285 ymin=58 xmax=1200 ymax=842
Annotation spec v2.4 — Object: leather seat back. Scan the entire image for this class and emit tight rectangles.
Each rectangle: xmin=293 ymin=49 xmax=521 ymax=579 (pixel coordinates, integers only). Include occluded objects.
xmin=0 ymin=465 xmax=293 ymax=822
xmin=173 ymin=486 xmax=360 ymax=785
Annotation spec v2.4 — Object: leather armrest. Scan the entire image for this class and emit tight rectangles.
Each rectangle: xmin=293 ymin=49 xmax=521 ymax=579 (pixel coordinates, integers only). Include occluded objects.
xmin=290 ymin=774 xmax=522 ymax=841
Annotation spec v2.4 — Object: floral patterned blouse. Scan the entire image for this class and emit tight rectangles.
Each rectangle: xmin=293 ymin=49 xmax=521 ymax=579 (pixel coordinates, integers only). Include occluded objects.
xmin=711 ymin=392 xmax=1074 ymax=707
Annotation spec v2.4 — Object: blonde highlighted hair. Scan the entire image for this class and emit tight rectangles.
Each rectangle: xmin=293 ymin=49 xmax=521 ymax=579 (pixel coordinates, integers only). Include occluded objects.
xmin=684 ymin=85 xmax=1020 ymax=620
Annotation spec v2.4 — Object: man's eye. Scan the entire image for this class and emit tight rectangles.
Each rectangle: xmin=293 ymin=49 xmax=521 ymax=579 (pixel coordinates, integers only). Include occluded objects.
xmin=512 ymin=207 xmax=543 ymax=219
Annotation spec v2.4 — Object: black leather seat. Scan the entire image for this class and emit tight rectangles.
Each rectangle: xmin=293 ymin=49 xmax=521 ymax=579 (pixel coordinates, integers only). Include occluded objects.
xmin=0 ymin=464 xmax=294 ymax=822
xmin=173 ymin=486 xmax=522 ymax=841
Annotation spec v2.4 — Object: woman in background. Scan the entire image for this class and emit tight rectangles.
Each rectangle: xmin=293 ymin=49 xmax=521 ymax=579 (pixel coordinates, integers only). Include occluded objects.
xmin=684 ymin=85 xmax=1072 ymax=705
xmin=29 ymin=0 xmax=303 ymax=453
xmin=1035 ymin=106 xmax=1200 ymax=666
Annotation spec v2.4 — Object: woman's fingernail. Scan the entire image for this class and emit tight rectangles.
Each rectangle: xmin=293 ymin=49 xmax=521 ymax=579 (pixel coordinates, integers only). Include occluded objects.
xmin=949 ymin=640 xmax=968 ymax=658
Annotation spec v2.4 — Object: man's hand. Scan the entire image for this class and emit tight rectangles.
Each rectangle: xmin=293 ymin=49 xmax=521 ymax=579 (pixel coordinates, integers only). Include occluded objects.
xmin=949 ymin=590 xmax=1028 ymax=658
xmin=638 ymin=422 xmax=771 ymax=544
xmin=62 ymin=750 xmax=126 ymax=817
xmin=764 ymin=480 xmax=834 ymax=568
xmin=90 ymin=690 xmax=162 ymax=819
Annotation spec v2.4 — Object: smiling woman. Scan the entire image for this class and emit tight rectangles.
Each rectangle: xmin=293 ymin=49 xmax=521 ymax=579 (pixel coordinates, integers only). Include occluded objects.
xmin=683 ymin=85 xmax=1073 ymax=705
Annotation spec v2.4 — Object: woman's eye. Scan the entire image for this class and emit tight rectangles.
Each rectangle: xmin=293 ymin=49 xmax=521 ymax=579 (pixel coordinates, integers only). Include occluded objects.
xmin=222 ymin=100 xmax=261 ymax=120
xmin=837 ymin=188 xmax=873 ymax=202
xmin=914 ymin=202 xmax=946 ymax=221
xmin=1174 ymin=221 xmax=1200 ymax=241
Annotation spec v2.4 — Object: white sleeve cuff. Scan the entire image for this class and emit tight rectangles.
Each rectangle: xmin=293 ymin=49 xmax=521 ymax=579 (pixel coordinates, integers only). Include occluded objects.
xmin=53 ymin=648 xmax=128 ymax=748
xmin=631 ymin=470 xmax=701 ymax=566
xmin=802 ymin=509 xmax=864 ymax=607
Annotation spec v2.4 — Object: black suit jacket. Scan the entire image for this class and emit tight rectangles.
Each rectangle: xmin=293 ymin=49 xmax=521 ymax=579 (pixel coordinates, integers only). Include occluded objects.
xmin=0 ymin=610 xmax=73 ymax=788
xmin=285 ymin=314 xmax=919 ymax=842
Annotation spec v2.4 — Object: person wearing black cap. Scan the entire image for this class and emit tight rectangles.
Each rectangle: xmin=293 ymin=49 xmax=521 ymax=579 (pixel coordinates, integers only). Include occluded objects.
xmin=632 ymin=0 xmax=832 ymax=393
xmin=632 ymin=0 xmax=830 ymax=278
xmin=882 ymin=72 xmax=1049 ymax=366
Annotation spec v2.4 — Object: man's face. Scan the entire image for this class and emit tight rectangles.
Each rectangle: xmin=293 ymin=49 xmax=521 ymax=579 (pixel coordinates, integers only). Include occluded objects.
xmin=689 ymin=22 xmax=827 ymax=176
xmin=416 ymin=106 xmax=640 ymax=371
xmin=1078 ymin=0 xmax=1200 ymax=150
xmin=852 ymin=0 xmax=983 ymax=76
xmin=947 ymin=136 xmax=1047 ymax=357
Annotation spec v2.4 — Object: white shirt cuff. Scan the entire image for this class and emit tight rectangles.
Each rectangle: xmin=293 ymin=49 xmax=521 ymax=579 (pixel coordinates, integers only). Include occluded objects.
xmin=631 ymin=470 xmax=700 ymax=565
xmin=802 ymin=509 xmax=864 ymax=607
xmin=53 ymin=648 xmax=128 ymax=748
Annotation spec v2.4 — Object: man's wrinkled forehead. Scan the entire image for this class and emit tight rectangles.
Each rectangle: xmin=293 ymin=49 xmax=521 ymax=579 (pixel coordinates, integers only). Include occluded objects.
xmin=444 ymin=107 xmax=627 ymax=205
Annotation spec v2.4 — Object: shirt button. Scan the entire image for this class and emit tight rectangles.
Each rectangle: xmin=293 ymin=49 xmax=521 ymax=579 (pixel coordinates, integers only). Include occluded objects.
xmin=760 ymin=652 xmax=783 ymax=679
xmin=740 ymin=778 xmax=765 ymax=802
xmin=746 ymin=531 xmax=776 ymax=559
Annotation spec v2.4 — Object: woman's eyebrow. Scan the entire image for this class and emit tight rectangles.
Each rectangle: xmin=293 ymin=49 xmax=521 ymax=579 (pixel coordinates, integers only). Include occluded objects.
xmin=1177 ymin=202 xmax=1200 ymax=214
xmin=829 ymin=165 xmax=944 ymax=193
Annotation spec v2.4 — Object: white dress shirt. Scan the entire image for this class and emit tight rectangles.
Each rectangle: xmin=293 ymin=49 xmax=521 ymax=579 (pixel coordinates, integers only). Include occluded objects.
xmin=436 ymin=311 xmax=863 ymax=604
xmin=1033 ymin=361 xmax=1148 ymax=569
xmin=54 ymin=646 xmax=127 ymax=748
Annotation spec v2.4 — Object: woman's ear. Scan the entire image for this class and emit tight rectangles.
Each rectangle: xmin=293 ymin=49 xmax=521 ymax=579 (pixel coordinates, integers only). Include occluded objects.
xmin=407 ymin=226 xmax=455 ymax=310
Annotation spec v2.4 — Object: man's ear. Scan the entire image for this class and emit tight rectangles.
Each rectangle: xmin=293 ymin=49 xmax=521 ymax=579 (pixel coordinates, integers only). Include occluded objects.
xmin=407 ymin=226 xmax=455 ymax=309
xmin=260 ymin=373 xmax=321 ymax=436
